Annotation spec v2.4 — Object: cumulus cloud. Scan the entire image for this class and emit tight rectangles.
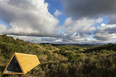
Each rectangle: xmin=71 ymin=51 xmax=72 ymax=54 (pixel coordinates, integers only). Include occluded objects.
xmin=94 ymin=23 xmax=116 ymax=41
xmin=62 ymin=33 xmax=84 ymax=43
xmin=62 ymin=17 xmax=103 ymax=34
xmin=41 ymin=37 xmax=62 ymax=43
xmin=8 ymin=35 xmax=63 ymax=43
xmin=0 ymin=0 xmax=59 ymax=36
xmin=96 ymin=18 xmax=103 ymax=23
xmin=62 ymin=0 xmax=116 ymax=23
xmin=8 ymin=35 xmax=42 ymax=43
xmin=107 ymin=15 xmax=116 ymax=24
xmin=0 ymin=24 xmax=7 ymax=34
xmin=61 ymin=33 xmax=101 ymax=44
xmin=54 ymin=10 xmax=62 ymax=17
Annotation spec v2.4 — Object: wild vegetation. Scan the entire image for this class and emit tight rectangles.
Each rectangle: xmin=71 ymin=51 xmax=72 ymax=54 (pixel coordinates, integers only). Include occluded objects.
xmin=0 ymin=34 xmax=116 ymax=77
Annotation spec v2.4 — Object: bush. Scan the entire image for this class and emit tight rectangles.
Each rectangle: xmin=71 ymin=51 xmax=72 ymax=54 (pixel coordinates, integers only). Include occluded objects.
xmin=47 ymin=54 xmax=58 ymax=61
xmin=44 ymin=50 xmax=51 ymax=55
xmin=0 ymin=69 xmax=3 ymax=77
xmin=68 ymin=53 xmax=81 ymax=62
xmin=59 ymin=48 xmax=66 ymax=55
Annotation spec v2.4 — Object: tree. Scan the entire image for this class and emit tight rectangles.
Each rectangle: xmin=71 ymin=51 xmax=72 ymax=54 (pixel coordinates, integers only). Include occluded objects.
xmin=108 ymin=43 xmax=112 ymax=46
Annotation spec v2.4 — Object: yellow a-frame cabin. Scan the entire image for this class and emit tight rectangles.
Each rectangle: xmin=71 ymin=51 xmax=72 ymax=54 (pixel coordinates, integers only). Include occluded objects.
xmin=2 ymin=52 xmax=40 ymax=74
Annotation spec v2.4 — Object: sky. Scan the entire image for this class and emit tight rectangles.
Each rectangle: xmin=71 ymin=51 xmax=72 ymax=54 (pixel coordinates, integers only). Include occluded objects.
xmin=0 ymin=0 xmax=116 ymax=44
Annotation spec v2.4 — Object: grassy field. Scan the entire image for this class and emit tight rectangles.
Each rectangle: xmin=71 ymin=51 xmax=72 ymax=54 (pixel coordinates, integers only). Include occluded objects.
xmin=0 ymin=34 xmax=116 ymax=77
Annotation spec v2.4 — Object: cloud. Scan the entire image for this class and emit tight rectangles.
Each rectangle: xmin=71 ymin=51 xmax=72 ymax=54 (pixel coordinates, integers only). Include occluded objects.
xmin=62 ymin=33 xmax=84 ymax=43
xmin=41 ymin=37 xmax=62 ymax=43
xmin=54 ymin=10 xmax=62 ymax=17
xmin=0 ymin=24 xmax=7 ymax=34
xmin=61 ymin=33 xmax=101 ymax=44
xmin=8 ymin=35 xmax=42 ymax=43
xmin=94 ymin=23 xmax=116 ymax=41
xmin=61 ymin=0 xmax=116 ymax=43
xmin=96 ymin=18 xmax=103 ymax=23
xmin=1 ymin=0 xmax=116 ymax=44
xmin=62 ymin=17 xmax=102 ymax=34
xmin=107 ymin=15 xmax=116 ymax=24
xmin=62 ymin=0 xmax=116 ymax=23
xmin=0 ymin=0 xmax=59 ymax=36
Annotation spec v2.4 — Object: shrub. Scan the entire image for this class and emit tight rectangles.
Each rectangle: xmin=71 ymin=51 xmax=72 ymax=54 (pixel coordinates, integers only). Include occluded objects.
xmin=59 ymin=48 xmax=66 ymax=55
xmin=68 ymin=53 xmax=81 ymax=62
xmin=0 ymin=69 xmax=3 ymax=77
xmin=34 ymin=46 xmax=39 ymax=48
xmin=47 ymin=54 xmax=58 ymax=61
xmin=44 ymin=50 xmax=51 ymax=55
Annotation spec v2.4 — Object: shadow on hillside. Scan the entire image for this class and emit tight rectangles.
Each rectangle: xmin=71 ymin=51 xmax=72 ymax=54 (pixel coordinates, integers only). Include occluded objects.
xmin=0 ymin=66 xmax=5 ymax=72
xmin=83 ymin=44 xmax=116 ymax=53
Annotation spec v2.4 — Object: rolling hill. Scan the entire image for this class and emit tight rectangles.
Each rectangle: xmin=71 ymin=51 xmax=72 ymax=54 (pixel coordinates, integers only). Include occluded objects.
xmin=0 ymin=34 xmax=116 ymax=77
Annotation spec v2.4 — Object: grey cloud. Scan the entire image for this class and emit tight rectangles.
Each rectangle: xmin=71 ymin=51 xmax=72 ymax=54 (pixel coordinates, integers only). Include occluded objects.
xmin=108 ymin=15 xmax=116 ymax=24
xmin=93 ymin=24 xmax=116 ymax=41
xmin=41 ymin=37 xmax=61 ymax=41
xmin=105 ymin=28 xmax=116 ymax=34
xmin=8 ymin=35 xmax=42 ymax=43
xmin=62 ymin=0 xmax=116 ymax=23
xmin=62 ymin=32 xmax=85 ymax=43
xmin=8 ymin=34 xmax=115 ymax=44
xmin=94 ymin=34 xmax=112 ymax=41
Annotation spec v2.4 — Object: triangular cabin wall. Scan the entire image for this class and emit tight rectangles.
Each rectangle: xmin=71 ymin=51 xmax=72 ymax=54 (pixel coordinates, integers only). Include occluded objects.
xmin=4 ymin=56 xmax=22 ymax=73
xmin=2 ymin=54 xmax=24 ymax=74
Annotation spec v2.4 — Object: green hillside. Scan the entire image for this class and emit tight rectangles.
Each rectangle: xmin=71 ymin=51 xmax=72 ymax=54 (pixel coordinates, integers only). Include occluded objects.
xmin=0 ymin=34 xmax=116 ymax=77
